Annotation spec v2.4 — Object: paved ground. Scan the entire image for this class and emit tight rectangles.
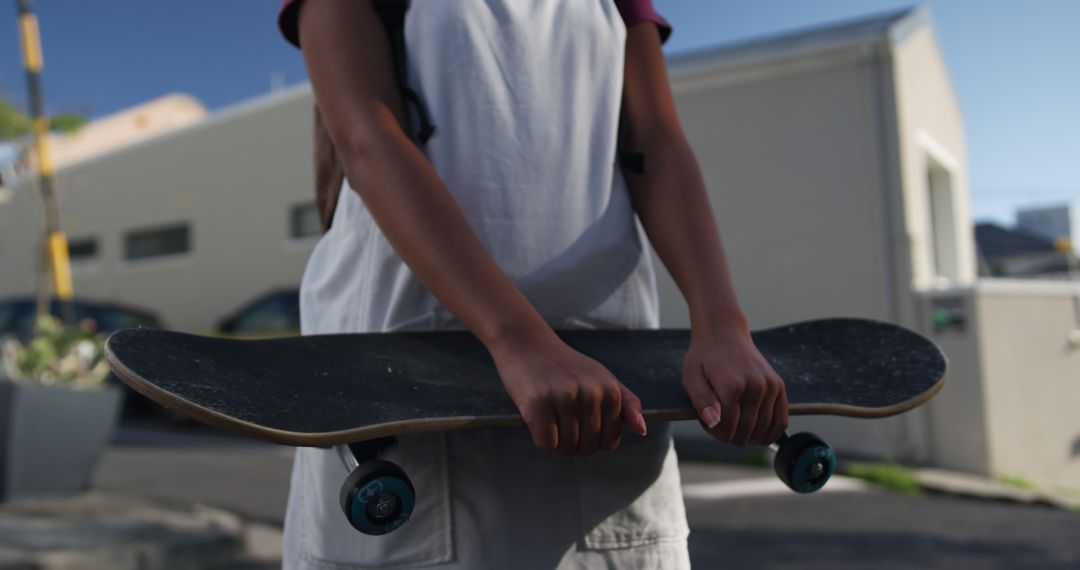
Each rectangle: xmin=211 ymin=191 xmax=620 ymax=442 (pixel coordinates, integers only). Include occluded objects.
xmin=95 ymin=422 xmax=293 ymax=525
xmin=684 ymin=485 xmax=1080 ymax=569
xmin=85 ymin=420 xmax=1080 ymax=569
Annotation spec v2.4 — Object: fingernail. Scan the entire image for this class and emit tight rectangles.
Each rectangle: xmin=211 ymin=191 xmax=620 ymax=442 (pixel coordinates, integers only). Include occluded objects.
xmin=637 ymin=414 xmax=648 ymax=437
xmin=702 ymin=405 xmax=721 ymax=428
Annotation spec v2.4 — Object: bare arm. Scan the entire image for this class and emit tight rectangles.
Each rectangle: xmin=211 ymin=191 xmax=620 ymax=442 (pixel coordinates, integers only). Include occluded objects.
xmin=298 ymin=0 xmax=544 ymax=350
xmin=296 ymin=0 xmax=645 ymax=454
xmin=620 ymin=24 xmax=788 ymax=446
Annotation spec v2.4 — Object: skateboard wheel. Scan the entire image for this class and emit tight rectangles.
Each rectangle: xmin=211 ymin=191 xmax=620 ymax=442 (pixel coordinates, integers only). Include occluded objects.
xmin=339 ymin=459 xmax=415 ymax=535
xmin=774 ymin=432 xmax=835 ymax=493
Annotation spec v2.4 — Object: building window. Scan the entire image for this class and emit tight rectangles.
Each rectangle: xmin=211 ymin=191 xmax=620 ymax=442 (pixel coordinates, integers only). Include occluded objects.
xmin=290 ymin=203 xmax=321 ymax=239
xmin=68 ymin=238 xmax=98 ymax=262
xmin=125 ymin=224 xmax=190 ymax=261
xmin=926 ymin=156 xmax=959 ymax=282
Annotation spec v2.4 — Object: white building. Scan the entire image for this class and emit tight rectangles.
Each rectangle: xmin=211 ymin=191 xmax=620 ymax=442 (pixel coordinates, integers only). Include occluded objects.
xmin=0 ymin=90 xmax=311 ymax=332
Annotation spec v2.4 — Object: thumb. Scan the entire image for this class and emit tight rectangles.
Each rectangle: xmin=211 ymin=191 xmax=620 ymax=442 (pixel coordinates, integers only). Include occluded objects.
xmin=684 ymin=365 xmax=722 ymax=429
xmin=619 ymin=384 xmax=647 ymax=437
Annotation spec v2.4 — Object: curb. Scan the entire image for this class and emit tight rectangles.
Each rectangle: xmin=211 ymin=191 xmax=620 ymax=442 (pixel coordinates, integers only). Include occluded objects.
xmin=675 ymin=430 xmax=1080 ymax=511
xmin=914 ymin=468 xmax=1080 ymax=510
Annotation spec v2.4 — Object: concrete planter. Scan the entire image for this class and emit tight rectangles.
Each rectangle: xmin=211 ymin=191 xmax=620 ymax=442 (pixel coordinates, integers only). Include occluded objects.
xmin=0 ymin=378 xmax=122 ymax=501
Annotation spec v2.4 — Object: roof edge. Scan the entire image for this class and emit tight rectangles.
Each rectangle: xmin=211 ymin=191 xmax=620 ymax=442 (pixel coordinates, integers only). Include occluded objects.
xmin=56 ymin=83 xmax=313 ymax=173
xmin=668 ymin=5 xmax=928 ymax=75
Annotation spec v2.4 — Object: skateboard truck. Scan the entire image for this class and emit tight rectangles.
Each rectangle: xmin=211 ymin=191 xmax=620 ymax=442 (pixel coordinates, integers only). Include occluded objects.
xmin=331 ymin=430 xmax=836 ymax=536
xmin=771 ymin=432 xmax=836 ymax=493
xmin=336 ymin=438 xmax=416 ymax=535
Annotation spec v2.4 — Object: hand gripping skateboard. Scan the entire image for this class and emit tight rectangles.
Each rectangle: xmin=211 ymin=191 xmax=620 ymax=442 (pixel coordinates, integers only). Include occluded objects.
xmin=105 ymin=318 xmax=946 ymax=535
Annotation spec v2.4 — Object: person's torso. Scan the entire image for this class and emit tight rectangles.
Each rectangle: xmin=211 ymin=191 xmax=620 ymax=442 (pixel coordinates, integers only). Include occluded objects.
xmin=286 ymin=4 xmax=686 ymax=569
xmin=300 ymin=0 xmax=657 ymax=335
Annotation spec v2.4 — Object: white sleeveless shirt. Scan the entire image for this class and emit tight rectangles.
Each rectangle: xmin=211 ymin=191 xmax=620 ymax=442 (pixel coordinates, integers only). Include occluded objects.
xmin=284 ymin=2 xmax=689 ymax=567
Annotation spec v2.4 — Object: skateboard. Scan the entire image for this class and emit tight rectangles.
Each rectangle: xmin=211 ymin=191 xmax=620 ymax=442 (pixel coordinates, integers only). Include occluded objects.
xmin=105 ymin=318 xmax=946 ymax=535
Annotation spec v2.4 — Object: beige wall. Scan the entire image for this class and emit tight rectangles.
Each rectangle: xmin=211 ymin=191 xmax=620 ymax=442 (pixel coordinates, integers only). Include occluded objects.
xmin=0 ymin=87 xmax=317 ymax=332
xmin=915 ymin=289 xmax=990 ymax=473
xmin=665 ymin=21 xmax=985 ymax=467
xmin=916 ymin=283 xmax=1080 ymax=490
xmin=893 ymin=25 xmax=977 ymax=293
xmin=975 ymin=282 xmax=1080 ymax=490
xmin=662 ymin=44 xmax=895 ymax=330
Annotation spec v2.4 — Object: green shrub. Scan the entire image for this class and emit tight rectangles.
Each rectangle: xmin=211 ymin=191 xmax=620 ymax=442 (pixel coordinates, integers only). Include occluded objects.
xmin=844 ymin=461 xmax=922 ymax=495
xmin=1 ymin=315 xmax=110 ymax=388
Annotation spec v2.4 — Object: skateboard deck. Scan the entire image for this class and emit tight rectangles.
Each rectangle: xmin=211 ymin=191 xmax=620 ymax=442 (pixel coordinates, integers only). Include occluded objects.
xmin=105 ymin=318 xmax=946 ymax=447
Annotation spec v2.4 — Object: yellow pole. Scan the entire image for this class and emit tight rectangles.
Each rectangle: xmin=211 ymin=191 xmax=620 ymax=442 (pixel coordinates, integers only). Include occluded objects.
xmin=17 ymin=0 xmax=74 ymax=319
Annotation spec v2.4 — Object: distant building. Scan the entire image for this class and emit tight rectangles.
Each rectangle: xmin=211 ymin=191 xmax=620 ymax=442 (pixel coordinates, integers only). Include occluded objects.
xmin=975 ymin=222 xmax=1076 ymax=278
xmin=0 ymin=88 xmax=313 ymax=333
xmin=1016 ymin=203 xmax=1077 ymax=251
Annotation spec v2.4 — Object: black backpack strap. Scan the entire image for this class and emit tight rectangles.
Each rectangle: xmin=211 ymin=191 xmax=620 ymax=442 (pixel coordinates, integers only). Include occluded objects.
xmin=374 ymin=0 xmax=435 ymax=146
xmin=615 ymin=109 xmax=645 ymax=174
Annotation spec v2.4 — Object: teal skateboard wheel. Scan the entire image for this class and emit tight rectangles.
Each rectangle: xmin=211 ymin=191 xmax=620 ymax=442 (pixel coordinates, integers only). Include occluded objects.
xmin=774 ymin=432 xmax=836 ymax=493
xmin=339 ymin=459 xmax=415 ymax=535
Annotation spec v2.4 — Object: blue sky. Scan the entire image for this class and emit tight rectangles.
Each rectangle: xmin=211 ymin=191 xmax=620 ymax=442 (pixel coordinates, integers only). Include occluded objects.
xmin=1 ymin=1 xmax=1077 ymax=225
